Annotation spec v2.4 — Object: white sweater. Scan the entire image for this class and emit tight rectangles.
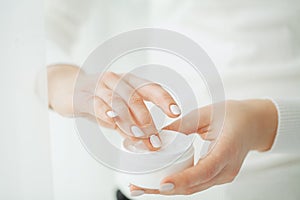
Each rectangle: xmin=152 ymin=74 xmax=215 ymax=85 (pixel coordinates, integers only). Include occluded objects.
xmin=46 ymin=0 xmax=300 ymax=199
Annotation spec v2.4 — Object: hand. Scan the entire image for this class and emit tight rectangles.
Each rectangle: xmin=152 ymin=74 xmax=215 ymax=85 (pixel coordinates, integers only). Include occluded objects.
xmin=130 ymin=99 xmax=278 ymax=195
xmin=47 ymin=64 xmax=181 ymax=150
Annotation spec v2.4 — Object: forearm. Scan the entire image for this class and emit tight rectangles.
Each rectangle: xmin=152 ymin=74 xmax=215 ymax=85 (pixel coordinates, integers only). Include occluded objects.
xmin=47 ymin=64 xmax=83 ymax=116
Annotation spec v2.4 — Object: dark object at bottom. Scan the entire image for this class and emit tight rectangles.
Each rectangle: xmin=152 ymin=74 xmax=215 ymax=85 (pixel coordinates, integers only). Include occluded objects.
xmin=116 ymin=189 xmax=131 ymax=200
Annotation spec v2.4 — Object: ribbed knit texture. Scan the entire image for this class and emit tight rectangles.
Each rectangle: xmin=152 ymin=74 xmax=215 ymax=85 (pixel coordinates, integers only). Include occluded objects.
xmin=270 ymin=99 xmax=300 ymax=153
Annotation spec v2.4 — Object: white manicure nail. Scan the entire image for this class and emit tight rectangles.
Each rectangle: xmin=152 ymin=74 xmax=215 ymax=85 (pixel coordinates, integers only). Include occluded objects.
xmin=170 ymin=104 xmax=181 ymax=115
xmin=131 ymin=126 xmax=145 ymax=137
xmin=130 ymin=190 xmax=144 ymax=197
xmin=106 ymin=110 xmax=118 ymax=118
xmin=150 ymin=135 xmax=162 ymax=148
xmin=160 ymin=183 xmax=175 ymax=192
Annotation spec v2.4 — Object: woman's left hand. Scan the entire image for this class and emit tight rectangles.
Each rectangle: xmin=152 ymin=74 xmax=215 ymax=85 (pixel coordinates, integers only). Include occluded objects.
xmin=130 ymin=99 xmax=278 ymax=196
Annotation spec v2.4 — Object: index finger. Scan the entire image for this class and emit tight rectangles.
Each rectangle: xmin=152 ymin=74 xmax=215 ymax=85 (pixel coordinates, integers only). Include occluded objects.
xmin=121 ymin=73 xmax=181 ymax=118
xmin=100 ymin=72 xmax=157 ymax=135
xmin=163 ymin=106 xmax=212 ymax=135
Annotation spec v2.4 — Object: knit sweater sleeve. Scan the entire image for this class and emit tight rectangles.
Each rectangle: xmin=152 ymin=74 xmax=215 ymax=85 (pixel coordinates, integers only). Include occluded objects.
xmin=269 ymin=99 xmax=300 ymax=153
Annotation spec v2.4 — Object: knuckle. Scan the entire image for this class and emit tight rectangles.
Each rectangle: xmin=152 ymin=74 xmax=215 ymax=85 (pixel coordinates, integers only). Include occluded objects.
xmin=129 ymin=94 xmax=144 ymax=105
xmin=204 ymin=165 xmax=217 ymax=181
xmin=97 ymin=89 xmax=112 ymax=100
xmin=150 ymin=82 xmax=163 ymax=89
xmin=226 ymin=169 xmax=239 ymax=183
xmin=111 ymin=94 xmax=122 ymax=104
xmin=106 ymin=92 xmax=113 ymax=102
xmin=138 ymin=112 xmax=152 ymax=124
xmin=226 ymin=143 xmax=239 ymax=157
xmin=93 ymin=100 xmax=103 ymax=112
xmin=231 ymin=168 xmax=240 ymax=177
xmin=158 ymin=92 xmax=172 ymax=102
xmin=231 ymin=168 xmax=239 ymax=177
xmin=182 ymin=173 xmax=194 ymax=187
xmin=126 ymin=73 xmax=136 ymax=82
xmin=103 ymin=91 xmax=120 ymax=104
xmin=102 ymin=72 xmax=118 ymax=82
xmin=104 ymin=71 xmax=117 ymax=78
xmin=226 ymin=175 xmax=235 ymax=183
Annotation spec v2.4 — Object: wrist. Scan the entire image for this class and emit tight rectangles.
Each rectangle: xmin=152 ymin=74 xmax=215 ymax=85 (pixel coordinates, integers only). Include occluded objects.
xmin=47 ymin=64 xmax=82 ymax=116
xmin=246 ymin=99 xmax=278 ymax=151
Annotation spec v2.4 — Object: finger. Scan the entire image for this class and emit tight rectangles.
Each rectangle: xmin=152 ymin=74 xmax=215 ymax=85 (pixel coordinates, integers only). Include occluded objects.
xmin=198 ymin=124 xmax=210 ymax=134
xmin=197 ymin=124 xmax=217 ymax=141
xmin=83 ymin=113 xmax=117 ymax=129
xmin=87 ymin=110 xmax=161 ymax=151
xmin=94 ymin=88 xmax=142 ymax=136
xmin=163 ymin=105 xmax=212 ymax=135
xmin=212 ymin=165 xmax=239 ymax=185
xmin=94 ymin=87 xmax=162 ymax=149
xmin=212 ymin=149 xmax=245 ymax=185
xmin=115 ymin=126 xmax=161 ymax=151
xmin=76 ymin=95 xmax=116 ymax=126
xmin=121 ymin=73 xmax=181 ymax=117
xmin=100 ymin=72 xmax=157 ymax=135
xmin=183 ymin=177 xmax=216 ymax=195
xmin=129 ymin=184 xmax=160 ymax=196
xmin=159 ymin=146 xmax=228 ymax=194
xmin=90 ymin=96 xmax=118 ymax=124
xmin=185 ymin=165 xmax=237 ymax=195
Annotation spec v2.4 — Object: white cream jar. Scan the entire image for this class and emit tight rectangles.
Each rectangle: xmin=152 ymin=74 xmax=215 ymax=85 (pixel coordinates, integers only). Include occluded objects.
xmin=117 ymin=130 xmax=195 ymax=189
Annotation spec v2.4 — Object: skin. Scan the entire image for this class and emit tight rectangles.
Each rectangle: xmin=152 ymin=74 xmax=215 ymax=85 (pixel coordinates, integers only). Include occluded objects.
xmin=130 ymin=99 xmax=278 ymax=195
xmin=48 ymin=65 xmax=278 ymax=195
xmin=47 ymin=64 xmax=180 ymax=151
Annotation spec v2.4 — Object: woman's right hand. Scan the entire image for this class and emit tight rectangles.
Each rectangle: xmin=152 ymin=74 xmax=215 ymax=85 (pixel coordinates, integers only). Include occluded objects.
xmin=47 ymin=64 xmax=181 ymax=150
xmin=130 ymin=100 xmax=278 ymax=196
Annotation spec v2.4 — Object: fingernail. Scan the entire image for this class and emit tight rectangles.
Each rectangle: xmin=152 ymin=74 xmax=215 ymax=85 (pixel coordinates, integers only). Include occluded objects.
xmin=150 ymin=135 xmax=162 ymax=148
xmin=130 ymin=190 xmax=144 ymax=197
xmin=131 ymin=126 xmax=145 ymax=137
xmin=106 ymin=110 xmax=118 ymax=118
xmin=160 ymin=183 xmax=175 ymax=192
xmin=170 ymin=104 xmax=181 ymax=115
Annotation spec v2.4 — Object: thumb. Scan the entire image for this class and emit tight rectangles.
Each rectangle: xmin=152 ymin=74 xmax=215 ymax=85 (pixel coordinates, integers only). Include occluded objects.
xmin=162 ymin=105 xmax=212 ymax=135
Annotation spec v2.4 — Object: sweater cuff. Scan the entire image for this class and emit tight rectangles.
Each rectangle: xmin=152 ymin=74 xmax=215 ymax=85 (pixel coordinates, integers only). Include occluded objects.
xmin=269 ymin=99 xmax=300 ymax=153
